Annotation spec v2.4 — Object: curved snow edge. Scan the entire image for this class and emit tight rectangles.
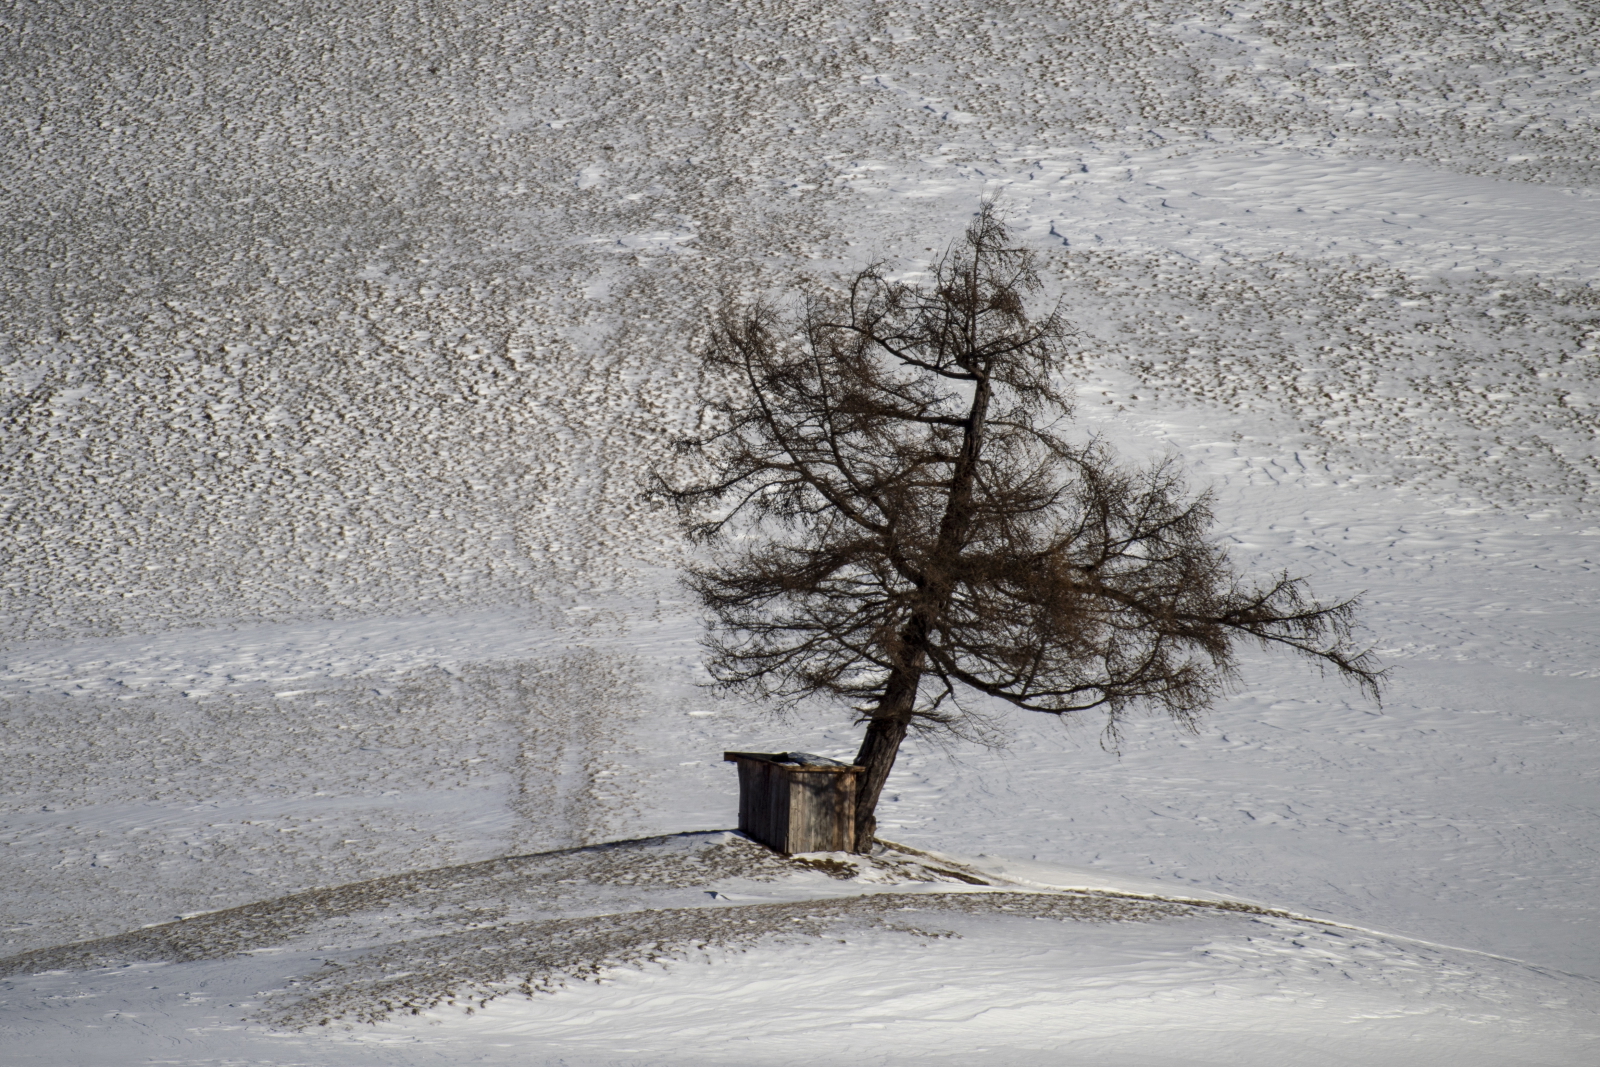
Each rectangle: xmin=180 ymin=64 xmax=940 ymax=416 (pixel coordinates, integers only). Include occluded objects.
xmin=876 ymin=837 xmax=1596 ymax=981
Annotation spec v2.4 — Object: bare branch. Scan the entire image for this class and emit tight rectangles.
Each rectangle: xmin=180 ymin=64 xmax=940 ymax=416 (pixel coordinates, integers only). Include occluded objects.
xmin=653 ymin=203 xmax=1384 ymax=848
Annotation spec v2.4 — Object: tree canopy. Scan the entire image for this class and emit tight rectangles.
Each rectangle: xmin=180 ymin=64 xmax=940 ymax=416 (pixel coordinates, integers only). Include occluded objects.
xmin=659 ymin=205 xmax=1384 ymax=849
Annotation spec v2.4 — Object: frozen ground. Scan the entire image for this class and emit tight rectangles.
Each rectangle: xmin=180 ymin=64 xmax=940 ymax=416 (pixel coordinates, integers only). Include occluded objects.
xmin=2 ymin=1 xmax=1598 ymax=1063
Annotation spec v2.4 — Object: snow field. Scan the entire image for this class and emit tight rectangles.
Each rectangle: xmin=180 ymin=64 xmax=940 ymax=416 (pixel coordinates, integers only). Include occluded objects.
xmin=373 ymin=915 xmax=1594 ymax=1067
xmin=3 ymin=0 xmax=1599 ymax=1063
xmin=6 ymin=0 xmax=1598 ymax=639
xmin=5 ymin=910 xmax=1594 ymax=1067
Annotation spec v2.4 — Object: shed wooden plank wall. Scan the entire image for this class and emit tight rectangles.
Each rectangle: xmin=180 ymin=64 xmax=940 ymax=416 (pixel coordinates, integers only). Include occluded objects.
xmin=787 ymin=768 xmax=857 ymax=853
xmin=734 ymin=756 xmax=789 ymax=851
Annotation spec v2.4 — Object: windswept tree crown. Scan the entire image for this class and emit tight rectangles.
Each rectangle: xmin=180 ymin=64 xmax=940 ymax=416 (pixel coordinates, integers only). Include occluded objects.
xmin=660 ymin=207 xmax=1382 ymax=746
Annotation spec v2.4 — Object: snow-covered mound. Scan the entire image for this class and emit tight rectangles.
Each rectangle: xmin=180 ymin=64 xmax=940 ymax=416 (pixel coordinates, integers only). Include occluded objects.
xmin=1 ymin=836 xmax=1186 ymax=1026
xmin=6 ymin=835 xmax=1595 ymax=1065
xmin=2 ymin=0 xmax=1597 ymax=1063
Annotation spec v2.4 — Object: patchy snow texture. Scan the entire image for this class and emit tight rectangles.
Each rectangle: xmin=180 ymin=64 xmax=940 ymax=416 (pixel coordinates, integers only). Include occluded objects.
xmin=2 ymin=0 xmax=1598 ymax=1063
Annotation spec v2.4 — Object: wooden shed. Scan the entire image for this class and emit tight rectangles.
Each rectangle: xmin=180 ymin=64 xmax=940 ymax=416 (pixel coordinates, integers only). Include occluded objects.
xmin=723 ymin=751 xmax=865 ymax=855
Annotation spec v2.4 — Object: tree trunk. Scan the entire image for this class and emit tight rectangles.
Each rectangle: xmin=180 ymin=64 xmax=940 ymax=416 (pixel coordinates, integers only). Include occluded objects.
xmin=850 ymin=374 xmax=995 ymax=851
xmin=850 ymin=655 xmax=923 ymax=851
xmin=850 ymin=710 xmax=910 ymax=851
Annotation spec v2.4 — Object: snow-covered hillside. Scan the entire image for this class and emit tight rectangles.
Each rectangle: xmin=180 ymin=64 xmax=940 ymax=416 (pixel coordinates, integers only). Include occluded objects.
xmin=3 ymin=2 xmax=1597 ymax=1063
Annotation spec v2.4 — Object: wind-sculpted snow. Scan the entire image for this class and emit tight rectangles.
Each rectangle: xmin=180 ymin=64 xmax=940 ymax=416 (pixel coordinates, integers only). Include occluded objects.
xmin=1058 ymin=251 xmax=1600 ymax=512
xmin=0 ymin=834 xmax=1189 ymax=1030
xmin=2 ymin=1 xmax=1598 ymax=1062
xmin=262 ymin=891 xmax=1189 ymax=1030
xmin=4 ymin=0 xmax=1597 ymax=640
xmin=0 ymin=834 xmax=821 ymax=978
xmin=4 ymin=842 xmax=1594 ymax=1064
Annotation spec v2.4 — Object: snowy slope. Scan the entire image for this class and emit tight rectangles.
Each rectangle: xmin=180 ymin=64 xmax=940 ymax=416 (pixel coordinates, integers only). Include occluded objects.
xmin=3 ymin=1 xmax=1598 ymax=1063
xmin=6 ymin=835 xmax=1597 ymax=1066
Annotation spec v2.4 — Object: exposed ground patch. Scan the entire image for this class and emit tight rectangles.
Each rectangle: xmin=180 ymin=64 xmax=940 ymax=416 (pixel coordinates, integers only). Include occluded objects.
xmin=266 ymin=890 xmax=1194 ymax=1030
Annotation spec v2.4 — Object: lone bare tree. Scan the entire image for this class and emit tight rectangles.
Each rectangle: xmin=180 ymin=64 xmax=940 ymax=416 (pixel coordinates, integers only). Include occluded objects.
xmin=659 ymin=206 xmax=1383 ymax=851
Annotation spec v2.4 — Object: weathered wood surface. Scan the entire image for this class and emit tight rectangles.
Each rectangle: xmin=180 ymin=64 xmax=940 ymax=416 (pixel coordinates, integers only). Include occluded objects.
xmin=723 ymin=752 xmax=863 ymax=854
